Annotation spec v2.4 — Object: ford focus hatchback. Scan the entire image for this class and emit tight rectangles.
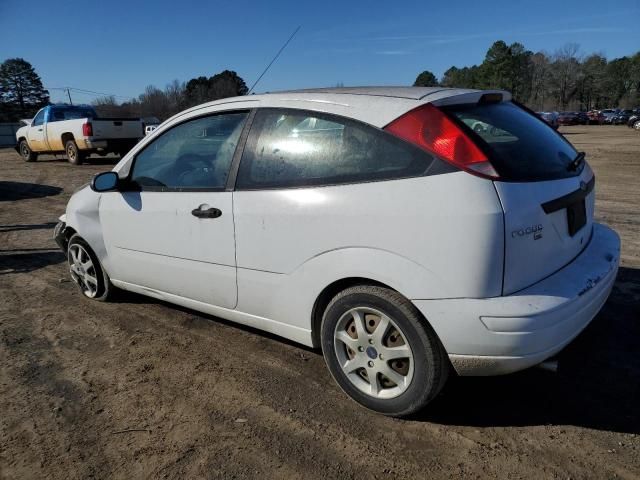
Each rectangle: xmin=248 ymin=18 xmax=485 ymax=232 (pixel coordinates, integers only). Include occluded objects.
xmin=54 ymin=87 xmax=620 ymax=416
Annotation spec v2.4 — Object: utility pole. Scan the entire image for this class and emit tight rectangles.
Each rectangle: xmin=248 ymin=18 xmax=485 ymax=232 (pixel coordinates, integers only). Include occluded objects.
xmin=66 ymin=88 xmax=73 ymax=105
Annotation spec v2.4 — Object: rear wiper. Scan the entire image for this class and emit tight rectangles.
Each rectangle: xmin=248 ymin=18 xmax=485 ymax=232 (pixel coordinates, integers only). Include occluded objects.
xmin=567 ymin=151 xmax=586 ymax=171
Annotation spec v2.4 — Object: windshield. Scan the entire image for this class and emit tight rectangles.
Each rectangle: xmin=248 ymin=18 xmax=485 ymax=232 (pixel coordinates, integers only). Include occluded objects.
xmin=443 ymin=101 xmax=581 ymax=182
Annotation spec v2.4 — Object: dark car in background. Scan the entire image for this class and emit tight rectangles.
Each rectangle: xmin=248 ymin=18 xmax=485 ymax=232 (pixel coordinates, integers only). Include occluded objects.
xmin=587 ymin=110 xmax=606 ymax=125
xmin=557 ymin=112 xmax=580 ymax=126
xmin=612 ymin=110 xmax=634 ymax=125
xmin=536 ymin=111 xmax=559 ymax=129
xmin=575 ymin=112 xmax=589 ymax=125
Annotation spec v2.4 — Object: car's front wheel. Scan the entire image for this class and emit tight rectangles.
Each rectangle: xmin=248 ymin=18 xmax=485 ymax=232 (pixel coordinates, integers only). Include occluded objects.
xmin=19 ymin=140 xmax=37 ymax=162
xmin=321 ymin=285 xmax=449 ymax=416
xmin=67 ymin=234 xmax=113 ymax=301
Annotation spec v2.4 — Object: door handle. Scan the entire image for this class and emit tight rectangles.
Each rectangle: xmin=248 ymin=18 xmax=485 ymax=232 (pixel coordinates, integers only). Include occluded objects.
xmin=37 ymin=128 xmax=43 ymax=132
xmin=191 ymin=205 xmax=222 ymax=219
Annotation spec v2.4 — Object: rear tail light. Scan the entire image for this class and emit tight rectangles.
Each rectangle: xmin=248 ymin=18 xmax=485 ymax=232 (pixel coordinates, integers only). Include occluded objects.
xmin=82 ymin=122 xmax=93 ymax=137
xmin=385 ymin=103 xmax=499 ymax=179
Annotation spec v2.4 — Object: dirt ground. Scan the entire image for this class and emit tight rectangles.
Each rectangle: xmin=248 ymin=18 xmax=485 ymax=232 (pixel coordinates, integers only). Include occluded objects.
xmin=1 ymin=125 xmax=639 ymax=479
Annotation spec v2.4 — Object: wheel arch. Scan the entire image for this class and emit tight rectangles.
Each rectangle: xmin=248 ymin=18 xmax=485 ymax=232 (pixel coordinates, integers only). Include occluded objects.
xmin=311 ymin=277 xmax=392 ymax=348
xmin=16 ymin=136 xmax=28 ymax=153
xmin=57 ymin=225 xmax=78 ymax=252
xmin=273 ymin=246 xmax=450 ymax=348
xmin=61 ymin=132 xmax=75 ymax=146
xmin=63 ymin=186 xmax=110 ymax=275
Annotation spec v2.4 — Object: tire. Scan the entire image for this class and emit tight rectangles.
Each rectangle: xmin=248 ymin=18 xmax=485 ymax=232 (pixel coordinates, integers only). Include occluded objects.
xmin=634 ymin=120 xmax=640 ymax=130
xmin=67 ymin=234 xmax=113 ymax=301
xmin=18 ymin=140 xmax=37 ymax=162
xmin=65 ymin=139 xmax=86 ymax=165
xmin=321 ymin=285 xmax=449 ymax=416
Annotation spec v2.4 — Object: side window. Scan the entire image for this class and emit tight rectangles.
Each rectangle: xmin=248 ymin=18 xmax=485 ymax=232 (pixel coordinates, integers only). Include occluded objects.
xmin=130 ymin=111 xmax=248 ymax=190
xmin=49 ymin=108 xmax=65 ymax=122
xmin=236 ymin=109 xmax=434 ymax=189
xmin=32 ymin=110 xmax=45 ymax=126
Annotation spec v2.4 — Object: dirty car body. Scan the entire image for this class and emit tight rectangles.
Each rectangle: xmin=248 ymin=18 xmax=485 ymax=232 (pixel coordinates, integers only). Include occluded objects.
xmin=15 ymin=105 xmax=143 ymax=162
xmin=54 ymin=87 xmax=620 ymax=415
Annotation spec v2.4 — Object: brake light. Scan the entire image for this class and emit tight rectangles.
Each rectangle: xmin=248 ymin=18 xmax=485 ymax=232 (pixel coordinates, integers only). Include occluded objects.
xmin=385 ymin=103 xmax=499 ymax=179
xmin=82 ymin=122 xmax=93 ymax=137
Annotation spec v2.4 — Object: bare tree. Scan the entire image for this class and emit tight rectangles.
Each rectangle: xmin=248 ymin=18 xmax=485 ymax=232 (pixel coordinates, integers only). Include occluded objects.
xmin=578 ymin=53 xmax=607 ymax=110
xmin=548 ymin=44 xmax=581 ymax=110
xmin=92 ymin=95 xmax=121 ymax=117
xmin=528 ymin=52 xmax=550 ymax=110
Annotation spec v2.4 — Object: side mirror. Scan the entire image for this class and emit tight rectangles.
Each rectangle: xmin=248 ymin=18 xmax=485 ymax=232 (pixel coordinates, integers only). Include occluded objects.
xmin=91 ymin=171 xmax=119 ymax=192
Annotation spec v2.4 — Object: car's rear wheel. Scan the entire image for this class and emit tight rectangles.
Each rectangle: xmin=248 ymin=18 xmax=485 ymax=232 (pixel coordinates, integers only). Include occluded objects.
xmin=321 ymin=285 xmax=449 ymax=416
xmin=634 ymin=120 xmax=640 ymax=130
xmin=67 ymin=234 xmax=113 ymax=301
xmin=19 ymin=140 xmax=37 ymax=162
xmin=65 ymin=140 xmax=86 ymax=165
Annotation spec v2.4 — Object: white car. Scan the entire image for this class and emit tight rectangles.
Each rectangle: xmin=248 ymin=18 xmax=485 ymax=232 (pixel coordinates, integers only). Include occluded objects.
xmin=54 ymin=87 xmax=620 ymax=416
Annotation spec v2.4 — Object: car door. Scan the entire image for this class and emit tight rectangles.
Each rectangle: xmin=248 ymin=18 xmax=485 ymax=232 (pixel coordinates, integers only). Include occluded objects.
xmin=232 ymin=108 xmax=449 ymax=322
xmin=99 ymin=110 xmax=250 ymax=309
xmin=27 ymin=109 xmax=47 ymax=151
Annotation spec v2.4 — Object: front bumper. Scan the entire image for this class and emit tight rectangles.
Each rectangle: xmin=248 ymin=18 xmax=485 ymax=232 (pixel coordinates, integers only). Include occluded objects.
xmin=413 ymin=223 xmax=620 ymax=376
xmin=54 ymin=220 xmax=69 ymax=252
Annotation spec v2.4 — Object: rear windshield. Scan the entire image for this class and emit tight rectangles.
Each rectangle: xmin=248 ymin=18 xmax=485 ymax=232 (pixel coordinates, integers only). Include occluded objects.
xmin=443 ymin=101 xmax=581 ymax=182
xmin=50 ymin=106 xmax=97 ymax=121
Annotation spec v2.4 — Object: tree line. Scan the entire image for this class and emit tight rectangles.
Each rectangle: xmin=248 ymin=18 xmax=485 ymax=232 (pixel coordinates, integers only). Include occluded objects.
xmin=414 ymin=41 xmax=640 ymax=111
xmin=2 ymin=41 xmax=639 ymax=123
xmin=0 ymin=58 xmax=248 ymax=122
xmin=91 ymin=70 xmax=248 ymax=120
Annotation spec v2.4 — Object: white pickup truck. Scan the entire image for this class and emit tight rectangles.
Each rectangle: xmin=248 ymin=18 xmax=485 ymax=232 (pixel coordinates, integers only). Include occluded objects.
xmin=15 ymin=105 xmax=144 ymax=165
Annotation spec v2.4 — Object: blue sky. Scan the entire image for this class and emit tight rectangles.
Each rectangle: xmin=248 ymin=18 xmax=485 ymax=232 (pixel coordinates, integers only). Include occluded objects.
xmin=1 ymin=0 xmax=639 ymax=104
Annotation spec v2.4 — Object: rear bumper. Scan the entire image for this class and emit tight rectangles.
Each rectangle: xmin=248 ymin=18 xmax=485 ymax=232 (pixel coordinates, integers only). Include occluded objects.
xmin=83 ymin=139 xmax=108 ymax=149
xmin=82 ymin=138 xmax=140 ymax=150
xmin=413 ymin=223 xmax=620 ymax=375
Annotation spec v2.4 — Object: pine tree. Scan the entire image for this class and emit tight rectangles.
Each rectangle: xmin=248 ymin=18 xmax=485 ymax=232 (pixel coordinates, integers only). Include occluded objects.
xmin=0 ymin=58 xmax=50 ymax=121
xmin=413 ymin=70 xmax=439 ymax=87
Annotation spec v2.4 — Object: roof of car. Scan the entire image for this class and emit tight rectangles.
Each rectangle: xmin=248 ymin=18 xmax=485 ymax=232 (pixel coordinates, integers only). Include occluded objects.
xmin=270 ymin=86 xmax=475 ymax=100
xmin=169 ymin=86 xmax=510 ymax=130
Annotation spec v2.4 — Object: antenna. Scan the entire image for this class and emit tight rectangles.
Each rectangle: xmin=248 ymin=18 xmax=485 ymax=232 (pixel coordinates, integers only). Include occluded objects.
xmin=248 ymin=25 xmax=301 ymax=94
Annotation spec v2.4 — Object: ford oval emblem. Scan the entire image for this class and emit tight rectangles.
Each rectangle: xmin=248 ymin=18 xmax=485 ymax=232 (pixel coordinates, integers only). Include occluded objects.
xmin=580 ymin=181 xmax=587 ymax=191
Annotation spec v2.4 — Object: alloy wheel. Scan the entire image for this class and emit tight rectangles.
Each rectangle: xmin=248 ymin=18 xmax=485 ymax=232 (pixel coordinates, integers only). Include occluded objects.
xmin=333 ymin=307 xmax=414 ymax=399
xmin=68 ymin=244 xmax=99 ymax=298
xmin=67 ymin=144 xmax=76 ymax=162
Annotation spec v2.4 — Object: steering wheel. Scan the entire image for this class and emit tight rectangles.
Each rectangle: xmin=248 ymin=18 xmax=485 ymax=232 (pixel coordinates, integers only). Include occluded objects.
xmin=177 ymin=166 xmax=216 ymax=187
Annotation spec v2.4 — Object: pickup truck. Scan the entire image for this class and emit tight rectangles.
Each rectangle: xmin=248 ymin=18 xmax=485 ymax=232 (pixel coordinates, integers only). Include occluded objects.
xmin=15 ymin=105 xmax=144 ymax=165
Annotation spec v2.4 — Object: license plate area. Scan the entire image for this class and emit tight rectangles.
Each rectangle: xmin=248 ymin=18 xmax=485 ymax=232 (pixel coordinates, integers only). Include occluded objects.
xmin=566 ymin=199 xmax=586 ymax=236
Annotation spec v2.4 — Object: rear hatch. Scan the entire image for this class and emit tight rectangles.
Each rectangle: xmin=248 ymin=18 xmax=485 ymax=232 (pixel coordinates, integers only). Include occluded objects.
xmin=442 ymin=100 xmax=594 ymax=295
